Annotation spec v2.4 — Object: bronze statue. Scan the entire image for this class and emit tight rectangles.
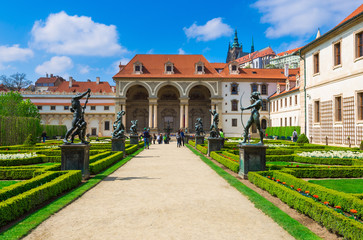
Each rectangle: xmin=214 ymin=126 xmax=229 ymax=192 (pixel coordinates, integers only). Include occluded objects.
xmin=209 ymin=109 xmax=220 ymax=138
xmin=112 ymin=110 xmax=125 ymax=139
xmin=241 ymin=91 xmax=264 ymax=144
xmin=164 ymin=121 xmax=172 ymax=144
xmin=130 ymin=120 xmax=138 ymax=135
xmin=63 ymin=88 xmax=91 ymax=144
xmin=195 ymin=118 xmax=205 ymax=136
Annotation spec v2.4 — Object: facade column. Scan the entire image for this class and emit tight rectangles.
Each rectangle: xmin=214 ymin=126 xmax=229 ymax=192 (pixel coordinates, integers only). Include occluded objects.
xmin=185 ymin=104 xmax=189 ymax=129
xmin=98 ymin=115 xmax=103 ymax=137
xmin=153 ymin=104 xmax=157 ymax=129
xmin=121 ymin=104 xmax=126 ymax=128
xmin=180 ymin=104 xmax=184 ymax=129
xmin=149 ymin=104 xmax=153 ymax=128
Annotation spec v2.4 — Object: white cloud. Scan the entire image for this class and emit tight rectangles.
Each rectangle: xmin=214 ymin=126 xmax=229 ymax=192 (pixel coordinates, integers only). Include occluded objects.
xmin=147 ymin=49 xmax=154 ymax=54
xmin=178 ymin=48 xmax=186 ymax=54
xmin=35 ymin=56 xmax=73 ymax=75
xmin=0 ymin=44 xmax=33 ymax=63
xmin=31 ymin=11 xmax=128 ymax=56
xmin=78 ymin=64 xmax=91 ymax=74
xmin=183 ymin=17 xmax=233 ymax=41
xmin=111 ymin=58 xmax=130 ymax=73
xmin=252 ymin=0 xmax=360 ymax=38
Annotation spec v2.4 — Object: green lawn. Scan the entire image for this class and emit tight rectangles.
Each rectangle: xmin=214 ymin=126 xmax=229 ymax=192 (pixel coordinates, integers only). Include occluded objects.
xmin=0 ymin=180 xmax=21 ymax=189
xmin=308 ymin=179 xmax=363 ymax=194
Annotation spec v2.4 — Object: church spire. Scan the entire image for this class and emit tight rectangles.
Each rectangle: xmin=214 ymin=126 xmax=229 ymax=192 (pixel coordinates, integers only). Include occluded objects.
xmin=251 ymin=36 xmax=255 ymax=53
xmin=232 ymin=29 xmax=240 ymax=48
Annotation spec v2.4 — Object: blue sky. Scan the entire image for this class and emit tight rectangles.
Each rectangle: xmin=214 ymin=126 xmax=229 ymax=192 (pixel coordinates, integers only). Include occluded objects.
xmin=0 ymin=0 xmax=361 ymax=86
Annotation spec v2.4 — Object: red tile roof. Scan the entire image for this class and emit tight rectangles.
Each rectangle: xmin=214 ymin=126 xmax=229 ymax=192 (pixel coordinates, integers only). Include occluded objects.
xmin=276 ymin=47 xmax=303 ymax=57
xmin=269 ymin=86 xmax=299 ymax=98
xmin=337 ymin=4 xmax=363 ymax=26
xmin=235 ymin=47 xmax=276 ymax=64
xmin=219 ymin=67 xmax=299 ymax=80
xmin=36 ymin=76 xmax=65 ymax=84
xmin=50 ymin=80 xmax=113 ymax=93
xmin=210 ymin=63 xmax=227 ymax=69
xmin=113 ymin=54 xmax=221 ymax=79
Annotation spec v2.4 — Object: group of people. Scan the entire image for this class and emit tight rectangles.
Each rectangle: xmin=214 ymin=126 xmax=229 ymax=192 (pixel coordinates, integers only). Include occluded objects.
xmin=139 ymin=128 xmax=173 ymax=149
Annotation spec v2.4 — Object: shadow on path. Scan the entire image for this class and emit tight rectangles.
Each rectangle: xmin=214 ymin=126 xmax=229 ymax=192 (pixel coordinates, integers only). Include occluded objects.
xmin=103 ymin=176 xmax=160 ymax=181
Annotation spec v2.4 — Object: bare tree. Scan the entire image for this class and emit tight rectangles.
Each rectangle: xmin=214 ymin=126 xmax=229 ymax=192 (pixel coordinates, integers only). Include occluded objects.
xmin=0 ymin=73 xmax=32 ymax=91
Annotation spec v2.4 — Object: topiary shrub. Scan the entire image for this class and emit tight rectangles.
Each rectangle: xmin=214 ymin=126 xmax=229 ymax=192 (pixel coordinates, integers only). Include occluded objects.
xmin=360 ymin=141 xmax=363 ymax=150
xmin=296 ymin=133 xmax=309 ymax=144
xmin=23 ymin=134 xmax=36 ymax=146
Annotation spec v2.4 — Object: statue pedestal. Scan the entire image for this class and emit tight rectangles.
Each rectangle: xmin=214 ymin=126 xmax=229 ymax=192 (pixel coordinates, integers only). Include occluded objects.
xmin=237 ymin=144 xmax=268 ymax=179
xmin=195 ymin=136 xmax=204 ymax=147
xmin=130 ymin=135 xmax=139 ymax=145
xmin=60 ymin=144 xmax=90 ymax=179
xmin=112 ymin=138 xmax=126 ymax=157
xmin=207 ymin=137 xmax=223 ymax=156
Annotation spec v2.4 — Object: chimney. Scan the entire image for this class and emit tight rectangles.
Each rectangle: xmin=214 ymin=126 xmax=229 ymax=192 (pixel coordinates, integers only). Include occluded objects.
xmin=284 ymin=64 xmax=289 ymax=77
xmin=46 ymin=73 xmax=48 ymax=78
xmin=96 ymin=77 xmax=100 ymax=84
xmin=69 ymin=77 xmax=73 ymax=88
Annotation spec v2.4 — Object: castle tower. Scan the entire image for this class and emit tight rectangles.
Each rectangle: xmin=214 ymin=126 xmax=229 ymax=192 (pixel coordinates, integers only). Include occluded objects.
xmin=226 ymin=29 xmax=248 ymax=63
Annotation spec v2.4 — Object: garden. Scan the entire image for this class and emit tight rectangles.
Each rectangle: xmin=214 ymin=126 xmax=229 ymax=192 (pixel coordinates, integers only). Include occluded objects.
xmin=187 ymin=135 xmax=363 ymax=240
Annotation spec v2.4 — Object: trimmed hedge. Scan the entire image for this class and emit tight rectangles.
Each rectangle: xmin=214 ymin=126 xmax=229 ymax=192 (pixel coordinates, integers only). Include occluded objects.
xmin=89 ymin=152 xmax=123 ymax=174
xmin=126 ymin=145 xmax=138 ymax=155
xmin=266 ymin=155 xmax=294 ymax=162
xmin=265 ymin=126 xmax=300 ymax=138
xmin=89 ymin=151 xmax=113 ymax=164
xmin=0 ymin=169 xmax=37 ymax=180
xmin=285 ymin=167 xmax=363 ymax=178
xmin=210 ymin=152 xmax=239 ymax=173
xmin=196 ymin=144 xmax=207 ymax=154
xmin=0 ymin=156 xmax=44 ymax=166
xmin=0 ymin=170 xmax=82 ymax=227
xmin=293 ymin=155 xmax=363 ymax=166
xmin=0 ymin=171 xmax=59 ymax=201
xmin=221 ymin=151 xmax=239 ymax=162
xmin=266 ymin=148 xmax=294 ymax=155
xmin=248 ymin=172 xmax=363 ymax=240
xmin=42 ymin=124 xmax=67 ymax=138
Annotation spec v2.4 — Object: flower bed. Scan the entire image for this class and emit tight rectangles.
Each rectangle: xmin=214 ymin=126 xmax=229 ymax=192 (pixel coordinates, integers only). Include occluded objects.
xmin=196 ymin=144 xmax=208 ymax=154
xmin=298 ymin=150 xmax=363 ymax=159
xmin=210 ymin=152 xmax=239 ymax=172
xmin=0 ymin=153 xmax=38 ymax=160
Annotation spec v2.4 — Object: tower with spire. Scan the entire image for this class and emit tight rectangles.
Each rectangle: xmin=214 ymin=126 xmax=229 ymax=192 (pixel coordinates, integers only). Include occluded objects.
xmin=226 ymin=29 xmax=249 ymax=63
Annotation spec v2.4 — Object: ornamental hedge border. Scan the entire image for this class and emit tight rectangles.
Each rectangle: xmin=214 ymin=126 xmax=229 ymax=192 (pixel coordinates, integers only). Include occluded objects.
xmin=248 ymin=172 xmax=363 ymax=240
xmin=0 ymin=155 xmax=45 ymax=166
xmin=196 ymin=144 xmax=208 ymax=154
xmin=0 ymin=170 xmax=82 ymax=227
xmin=89 ymin=152 xmax=124 ymax=174
xmin=210 ymin=152 xmax=239 ymax=173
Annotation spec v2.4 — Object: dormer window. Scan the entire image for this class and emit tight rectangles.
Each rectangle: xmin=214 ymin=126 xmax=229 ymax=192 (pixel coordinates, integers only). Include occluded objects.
xmin=195 ymin=61 xmax=205 ymax=74
xmin=165 ymin=61 xmax=174 ymax=74
xmin=229 ymin=61 xmax=239 ymax=74
xmin=133 ymin=61 xmax=143 ymax=74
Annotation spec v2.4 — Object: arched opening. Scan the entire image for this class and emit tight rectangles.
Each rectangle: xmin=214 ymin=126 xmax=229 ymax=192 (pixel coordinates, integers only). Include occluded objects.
xmin=157 ymin=85 xmax=180 ymax=132
xmin=188 ymin=85 xmax=211 ymax=133
xmin=261 ymin=119 xmax=267 ymax=130
xmin=126 ymin=85 xmax=149 ymax=132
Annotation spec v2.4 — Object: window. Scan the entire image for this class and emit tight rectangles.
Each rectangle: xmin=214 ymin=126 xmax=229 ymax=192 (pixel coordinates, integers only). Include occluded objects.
xmin=104 ymin=121 xmax=110 ymax=131
xmin=135 ymin=65 xmax=140 ymax=72
xmin=251 ymin=84 xmax=258 ymax=93
xmin=232 ymin=65 xmax=237 ymax=71
xmin=358 ymin=93 xmax=363 ymax=120
xmin=37 ymin=106 xmax=42 ymax=110
xmin=280 ymin=118 xmax=283 ymax=126
xmin=229 ymin=63 xmax=239 ymax=74
xmin=356 ymin=31 xmax=363 ymax=58
xmin=289 ymin=96 xmax=292 ymax=106
xmin=335 ymin=96 xmax=342 ymax=122
xmin=261 ymin=119 xmax=267 ymax=129
xmin=295 ymin=95 xmax=298 ymax=105
xmin=165 ymin=61 xmax=174 ymax=74
xmin=285 ymin=117 xmax=287 ymax=126
xmin=334 ymin=42 xmax=341 ymax=66
xmin=285 ymin=98 xmax=287 ymax=107
xmin=133 ymin=61 xmax=143 ymax=74
xmin=104 ymin=106 xmax=109 ymax=111
xmin=64 ymin=106 xmax=69 ymax=110
xmin=262 ymin=100 xmax=267 ymax=111
xmin=232 ymin=119 xmax=237 ymax=127
xmin=314 ymin=101 xmax=320 ymax=123
xmin=197 ymin=66 xmax=203 ymax=72
xmin=289 ymin=117 xmax=292 ymax=126
xmin=276 ymin=101 xmax=278 ymax=111
xmin=231 ymin=100 xmax=238 ymax=111
xmin=50 ymin=106 xmax=56 ymax=110
xmin=261 ymin=84 xmax=267 ymax=95
xmin=91 ymin=106 xmax=96 ymax=110
xmin=280 ymin=99 xmax=282 ymax=108
xmin=313 ymin=53 xmax=319 ymax=74
xmin=166 ymin=66 xmax=172 ymax=72
xmin=91 ymin=128 xmax=97 ymax=135
xmin=231 ymin=83 xmax=238 ymax=95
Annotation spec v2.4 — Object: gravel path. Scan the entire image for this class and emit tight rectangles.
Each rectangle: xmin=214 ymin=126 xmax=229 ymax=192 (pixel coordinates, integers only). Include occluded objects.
xmin=24 ymin=142 xmax=294 ymax=240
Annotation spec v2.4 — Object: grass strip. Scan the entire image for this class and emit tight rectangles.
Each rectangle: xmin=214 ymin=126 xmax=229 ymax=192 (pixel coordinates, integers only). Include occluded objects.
xmin=186 ymin=144 xmax=321 ymax=240
xmin=0 ymin=148 xmax=143 ymax=240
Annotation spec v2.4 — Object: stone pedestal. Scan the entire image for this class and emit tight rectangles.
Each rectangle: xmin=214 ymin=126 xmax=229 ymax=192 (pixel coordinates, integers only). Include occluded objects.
xmin=237 ymin=144 xmax=268 ymax=179
xmin=112 ymin=138 xmax=126 ymax=157
xmin=207 ymin=137 xmax=223 ymax=156
xmin=195 ymin=136 xmax=204 ymax=147
xmin=60 ymin=144 xmax=90 ymax=179
xmin=130 ymin=135 xmax=139 ymax=145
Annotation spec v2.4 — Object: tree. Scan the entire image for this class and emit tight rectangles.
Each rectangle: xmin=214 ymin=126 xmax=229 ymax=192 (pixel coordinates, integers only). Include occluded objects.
xmin=0 ymin=73 xmax=32 ymax=91
xmin=0 ymin=91 xmax=40 ymax=119
xmin=265 ymin=64 xmax=277 ymax=69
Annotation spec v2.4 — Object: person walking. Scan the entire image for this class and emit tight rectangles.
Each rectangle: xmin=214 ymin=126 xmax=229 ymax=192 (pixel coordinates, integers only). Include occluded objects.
xmin=292 ymin=129 xmax=298 ymax=142
xmin=41 ymin=131 xmax=47 ymax=143
xmin=142 ymin=128 xmax=150 ymax=149
xmin=176 ymin=130 xmax=182 ymax=147
xmin=180 ymin=129 xmax=185 ymax=146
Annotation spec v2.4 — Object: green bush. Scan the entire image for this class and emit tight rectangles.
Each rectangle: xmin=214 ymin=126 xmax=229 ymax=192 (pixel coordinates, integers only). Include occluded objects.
xmin=196 ymin=144 xmax=208 ymax=154
xmin=0 ymin=116 xmax=42 ymax=146
xmin=0 ymin=170 xmax=82 ymax=227
xmin=266 ymin=148 xmax=294 ymax=155
xmin=0 ymin=156 xmax=44 ymax=166
xmin=297 ymin=133 xmax=309 ymax=143
xmin=89 ymin=151 xmax=113 ymax=164
xmin=360 ymin=141 xmax=363 ymax=150
xmin=248 ymin=172 xmax=363 ymax=240
xmin=221 ymin=151 xmax=239 ymax=162
xmin=266 ymin=155 xmax=294 ymax=162
xmin=126 ymin=145 xmax=138 ymax=154
xmin=89 ymin=152 xmax=123 ymax=174
xmin=265 ymin=126 xmax=300 ymax=138
xmin=23 ymin=134 xmax=37 ymax=146
xmin=0 ymin=169 xmax=37 ymax=180
xmin=210 ymin=152 xmax=239 ymax=172
xmin=293 ymin=155 xmax=363 ymax=166
xmin=286 ymin=167 xmax=363 ymax=178
xmin=42 ymin=125 xmax=67 ymax=138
